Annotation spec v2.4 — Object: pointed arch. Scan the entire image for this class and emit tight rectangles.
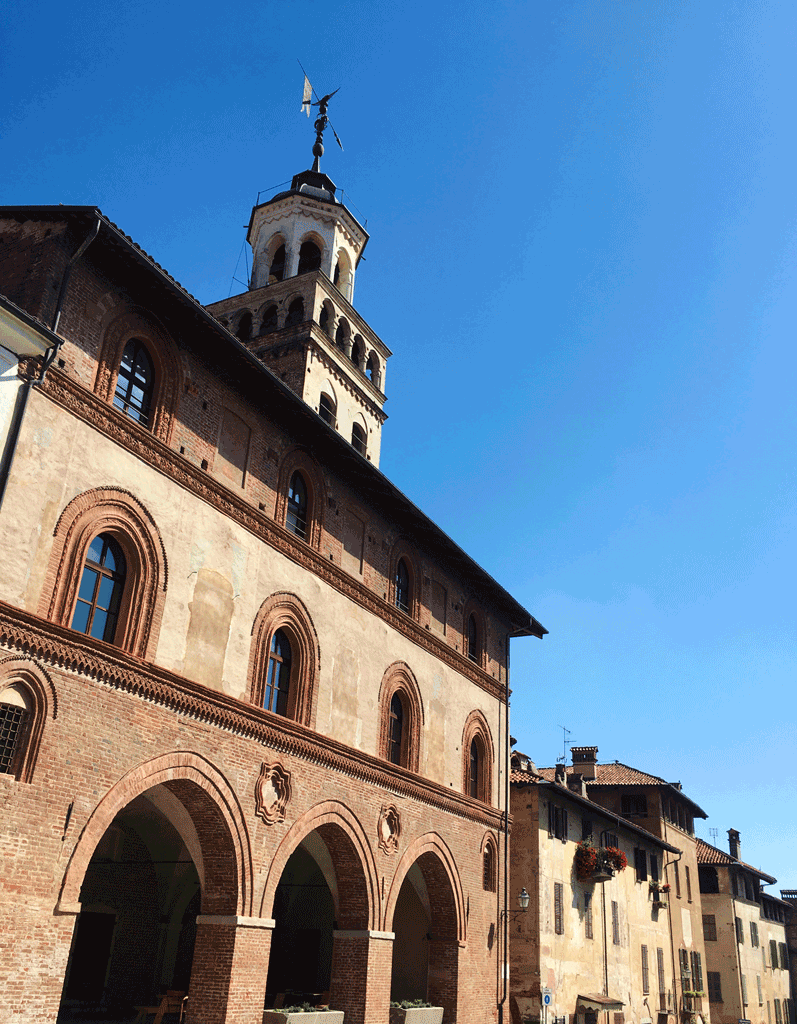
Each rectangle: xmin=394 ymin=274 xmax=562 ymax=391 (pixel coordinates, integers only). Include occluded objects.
xmin=480 ymin=830 xmax=498 ymax=892
xmin=389 ymin=540 xmax=419 ymax=619
xmin=40 ymin=487 xmax=168 ymax=659
xmin=462 ymin=600 xmax=486 ymax=669
xmin=259 ymin=800 xmax=379 ymax=930
xmin=58 ymin=751 xmax=254 ymax=917
xmin=248 ymin=591 xmax=320 ymax=728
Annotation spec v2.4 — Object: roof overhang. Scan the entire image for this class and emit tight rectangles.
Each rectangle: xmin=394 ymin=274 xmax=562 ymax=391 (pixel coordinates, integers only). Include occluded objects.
xmin=0 ymin=295 xmax=59 ymax=358
xmin=577 ymin=995 xmax=625 ymax=1012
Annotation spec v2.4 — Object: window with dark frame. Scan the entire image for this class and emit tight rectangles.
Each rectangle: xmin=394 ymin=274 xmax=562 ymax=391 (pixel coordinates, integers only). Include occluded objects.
xmin=779 ymin=943 xmax=788 ymax=970
xmin=690 ymin=950 xmax=703 ymax=994
xmin=650 ymin=853 xmax=659 ymax=883
xmin=351 ymin=423 xmax=367 ymax=456
xmin=548 ymin=803 xmax=568 ymax=842
xmin=621 ymin=793 xmax=648 ymax=817
xmin=750 ymin=921 xmax=759 ymax=947
xmin=642 ymin=945 xmax=650 ymax=994
xmin=483 ymin=842 xmax=496 ymax=892
xmin=388 ymin=693 xmax=404 ymax=765
xmin=0 ymin=701 xmax=27 ymax=775
xmin=736 ymin=917 xmax=745 ymax=944
xmin=395 ymin=558 xmax=411 ymax=613
xmin=602 ymin=832 xmax=619 ymax=849
xmin=674 ymin=862 xmax=681 ymax=898
xmin=685 ymin=865 xmax=693 ymax=902
xmin=469 ymin=739 xmax=480 ymax=799
xmin=263 ymin=629 xmax=291 ymax=716
xmin=70 ymin=534 xmax=126 ymax=643
xmin=584 ymin=891 xmax=593 ymax=939
xmin=657 ymin=947 xmax=666 ymax=1009
xmin=286 ymin=471 xmax=308 ymax=539
xmin=635 ymin=847 xmax=647 ymax=882
xmin=319 ymin=393 xmax=336 ymax=426
xmin=707 ymin=972 xmax=722 ymax=1003
xmin=774 ymin=999 xmax=782 ymax=1024
xmin=114 ymin=338 xmax=155 ymax=426
xmin=467 ymin=614 xmax=480 ymax=662
xmin=703 ymin=914 xmax=718 ymax=942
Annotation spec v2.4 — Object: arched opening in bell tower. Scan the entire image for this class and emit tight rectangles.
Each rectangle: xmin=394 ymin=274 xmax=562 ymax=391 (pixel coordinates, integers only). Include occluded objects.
xmin=297 ymin=240 xmax=322 ymax=275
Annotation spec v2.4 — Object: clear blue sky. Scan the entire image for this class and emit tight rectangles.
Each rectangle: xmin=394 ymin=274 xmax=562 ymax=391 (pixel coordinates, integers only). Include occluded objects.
xmin=3 ymin=0 xmax=795 ymax=888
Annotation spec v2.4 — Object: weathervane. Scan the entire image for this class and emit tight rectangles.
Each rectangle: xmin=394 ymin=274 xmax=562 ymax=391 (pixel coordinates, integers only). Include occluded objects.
xmin=299 ymin=63 xmax=344 ymax=173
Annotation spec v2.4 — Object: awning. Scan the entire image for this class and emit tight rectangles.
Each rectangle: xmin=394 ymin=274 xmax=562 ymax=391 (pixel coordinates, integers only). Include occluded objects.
xmin=577 ymin=995 xmax=626 ymax=1012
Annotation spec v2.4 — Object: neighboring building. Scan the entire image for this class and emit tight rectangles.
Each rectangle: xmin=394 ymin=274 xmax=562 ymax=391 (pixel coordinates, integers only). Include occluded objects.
xmin=509 ymin=751 xmax=681 ymax=1024
xmin=697 ymin=834 xmax=793 ymax=1024
xmin=0 ymin=153 xmax=544 ymax=1024
xmin=781 ymin=891 xmax=797 ymax=1023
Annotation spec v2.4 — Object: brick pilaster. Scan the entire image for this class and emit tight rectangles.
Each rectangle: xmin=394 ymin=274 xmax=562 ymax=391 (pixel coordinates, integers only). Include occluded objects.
xmin=330 ymin=930 xmax=394 ymax=1024
xmin=186 ymin=916 xmax=274 ymax=1024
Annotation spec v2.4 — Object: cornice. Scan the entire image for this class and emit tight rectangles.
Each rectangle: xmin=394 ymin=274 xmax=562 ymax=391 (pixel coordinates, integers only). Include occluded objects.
xmin=0 ymin=600 xmax=504 ymax=829
xmin=34 ymin=370 xmax=506 ymax=701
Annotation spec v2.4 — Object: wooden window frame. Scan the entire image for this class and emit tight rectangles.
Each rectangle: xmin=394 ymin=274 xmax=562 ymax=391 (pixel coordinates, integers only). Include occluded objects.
xmin=377 ymin=662 xmax=423 ymax=773
xmin=275 ymin=450 xmax=325 ymax=549
xmin=554 ymin=882 xmax=564 ymax=935
xmin=461 ymin=710 xmax=494 ymax=804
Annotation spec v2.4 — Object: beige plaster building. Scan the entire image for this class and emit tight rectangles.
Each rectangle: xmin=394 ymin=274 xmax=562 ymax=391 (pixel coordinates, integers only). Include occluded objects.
xmin=697 ymin=834 xmax=792 ymax=1024
xmin=509 ymin=751 xmax=681 ymax=1024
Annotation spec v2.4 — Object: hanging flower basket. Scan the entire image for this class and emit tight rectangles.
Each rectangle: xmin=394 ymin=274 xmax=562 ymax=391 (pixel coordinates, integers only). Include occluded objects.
xmin=604 ymin=847 xmax=627 ymax=872
xmin=575 ymin=839 xmax=598 ymax=880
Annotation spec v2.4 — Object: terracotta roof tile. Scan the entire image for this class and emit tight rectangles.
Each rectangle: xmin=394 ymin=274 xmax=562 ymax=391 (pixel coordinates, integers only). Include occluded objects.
xmin=695 ymin=837 xmax=776 ymax=884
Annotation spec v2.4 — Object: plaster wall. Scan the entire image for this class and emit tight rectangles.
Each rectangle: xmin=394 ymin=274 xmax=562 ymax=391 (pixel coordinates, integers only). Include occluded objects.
xmin=0 ymin=389 xmax=502 ymax=803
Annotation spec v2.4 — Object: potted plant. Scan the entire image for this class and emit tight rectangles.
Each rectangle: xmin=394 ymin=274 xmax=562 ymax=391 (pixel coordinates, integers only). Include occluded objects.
xmin=389 ymin=999 xmax=444 ymax=1024
xmin=575 ymin=839 xmax=599 ymax=881
xmin=604 ymin=847 xmax=627 ymax=873
xmin=264 ymin=1004 xmax=343 ymax=1024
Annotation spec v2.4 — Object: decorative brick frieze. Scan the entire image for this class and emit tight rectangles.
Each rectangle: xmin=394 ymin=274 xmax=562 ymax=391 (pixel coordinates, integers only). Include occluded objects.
xmin=0 ymin=600 xmax=504 ymax=828
xmin=34 ymin=369 xmax=507 ymax=700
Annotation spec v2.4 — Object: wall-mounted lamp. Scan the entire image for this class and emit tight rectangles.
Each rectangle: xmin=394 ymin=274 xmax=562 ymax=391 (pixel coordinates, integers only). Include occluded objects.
xmin=502 ymin=887 xmax=531 ymax=922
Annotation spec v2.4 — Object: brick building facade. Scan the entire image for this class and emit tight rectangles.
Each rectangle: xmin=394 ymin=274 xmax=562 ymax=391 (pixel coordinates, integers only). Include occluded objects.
xmin=0 ymin=162 xmax=544 ymax=1024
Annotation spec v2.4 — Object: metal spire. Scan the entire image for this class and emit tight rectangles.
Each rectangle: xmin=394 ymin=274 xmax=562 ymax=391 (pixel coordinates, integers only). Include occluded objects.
xmin=310 ymin=88 xmax=340 ymax=172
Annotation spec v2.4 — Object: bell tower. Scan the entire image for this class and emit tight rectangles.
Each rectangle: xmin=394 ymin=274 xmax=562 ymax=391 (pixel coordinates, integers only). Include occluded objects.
xmin=206 ymin=99 xmax=390 ymax=467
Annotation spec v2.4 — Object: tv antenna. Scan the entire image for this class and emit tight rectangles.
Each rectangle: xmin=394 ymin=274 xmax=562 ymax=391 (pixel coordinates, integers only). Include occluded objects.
xmin=556 ymin=725 xmax=572 ymax=765
xmin=709 ymin=828 xmax=719 ymax=844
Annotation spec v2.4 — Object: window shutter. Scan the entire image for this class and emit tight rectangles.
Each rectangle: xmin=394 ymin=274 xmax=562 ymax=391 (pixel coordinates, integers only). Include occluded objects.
xmin=585 ymin=892 xmax=593 ymax=939
xmin=771 ymin=939 xmax=779 ymax=968
xmin=775 ymin=1000 xmax=783 ymax=1024
xmin=554 ymin=882 xmax=564 ymax=935
xmin=685 ymin=865 xmax=692 ymax=901
xmin=751 ymin=921 xmax=759 ymax=947
xmin=736 ymin=917 xmax=745 ymax=944
xmin=612 ymin=900 xmax=620 ymax=945
xmin=642 ymin=945 xmax=650 ymax=994
xmin=707 ymin=971 xmax=722 ymax=1003
xmin=562 ymin=808 xmax=569 ymax=842
xmin=657 ymin=947 xmax=666 ymax=995
xmin=757 ymin=975 xmax=763 ymax=1004
xmin=650 ymin=853 xmax=659 ymax=883
xmin=548 ymin=801 xmax=554 ymax=837
xmin=741 ymin=974 xmax=748 ymax=1005
xmin=693 ymin=951 xmax=703 ymax=992
xmin=779 ymin=943 xmax=788 ymax=970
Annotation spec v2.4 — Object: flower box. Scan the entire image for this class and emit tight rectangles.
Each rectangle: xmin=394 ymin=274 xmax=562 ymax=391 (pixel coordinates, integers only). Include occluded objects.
xmin=653 ymin=898 xmax=668 ymax=909
xmin=389 ymin=1007 xmax=444 ymax=1024
xmin=264 ymin=1012 xmax=344 ymax=1024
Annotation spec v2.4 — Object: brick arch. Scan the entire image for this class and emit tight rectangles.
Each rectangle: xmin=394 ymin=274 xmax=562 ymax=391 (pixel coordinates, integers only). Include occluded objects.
xmin=274 ymin=447 xmax=326 ymax=548
xmin=376 ymin=661 xmax=424 ymax=773
xmin=461 ymin=709 xmax=494 ymax=805
xmin=389 ymin=539 xmax=420 ymax=620
xmin=58 ymin=751 xmax=253 ymax=917
xmin=259 ymin=800 xmax=379 ymax=930
xmin=248 ymin=591 xmax=320 ymax=728
xmin=94 ymin=308 xmax=181 ymax=443
xmin=384 ymin=831 xmax=466 ymax=941
xmin=0 ymin=656 xmax=57 ymax=782
xmin=40 ymin=487 xmax=168 ymax=659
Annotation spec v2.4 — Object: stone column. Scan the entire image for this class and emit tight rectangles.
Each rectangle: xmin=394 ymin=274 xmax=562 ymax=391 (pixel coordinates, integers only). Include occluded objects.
xmin=330 ymin=929 xmax=394 ymax=1024
xmin=186 ymin=915 xmax=274 ymax=1024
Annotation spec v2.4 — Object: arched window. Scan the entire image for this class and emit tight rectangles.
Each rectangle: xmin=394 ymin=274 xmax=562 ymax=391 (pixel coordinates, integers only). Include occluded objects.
xmin=366 ymin=352 xmax=379 ymax=385
xmin=319 ymin=393 xmax=336 ymax=427
xmin=113 ymin=338 xmax=155 ymax=425
xmin=335 ymin=320 xmax=349 ymax=352
xmin=0 ymin=685 xmax=30 ymax=777
xmin=351 ymin=423 xmax=367 ymax=456
xmin=351 ymin=338 xmax=363 ymax=368
xmin=319 ymin=305 xmax=331 ymax=335
xmin=469 ymin=739 xmax=481 ymax=799
xmin=264 ymin=629 xmax=292 ymax=716
xmin=333 ymin=261 xmax=341 ymax=287
xmin=377 ymin=662 xmax=423 ymax=773
xmin=248 ymin=593 xmax=320 ymax=728
xmin=297 ymin=240 xmax=322 ymax=275
xmin=236 ymin=311 xmax=253 ymax=341
xmin=285 ymin=297 xmax=305 ymax=328
xmin=395 ymin=558 xmax=411 ymax=614
xmin=388 ymin=693 xmax=404 ymax=765
xmin=70 ymin=534 xmax=127 ymax=643
xmin=467 ymin=614 xmax=480 ymax=663
xmin=269 ymin=244 xmax=286 ymax=283
xmin=286 ymin=472 xmax=308 ymax=539
xmin=462 ymin=710 xmax=494 ymax=804
xmin=260 ymin=305 xmax=278 ymax=333
xmin=483 ymin=838 xmax=497 ymax=892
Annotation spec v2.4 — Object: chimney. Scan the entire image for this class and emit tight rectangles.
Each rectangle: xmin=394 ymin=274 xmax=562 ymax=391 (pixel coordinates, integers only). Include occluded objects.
xmin=554 ymin=763 xmax=567 ymax=786
xmin=571 ymin=746 xmax=598 ymax=781
xmin=568 ymin=772 xmax=587 ymax=798
xmin=728 ymin=829 xmax=741 ymax=860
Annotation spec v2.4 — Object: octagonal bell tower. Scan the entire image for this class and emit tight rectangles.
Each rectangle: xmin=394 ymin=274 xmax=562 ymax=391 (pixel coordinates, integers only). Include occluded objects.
xmin=207 ymin=145 xmax=391 ymax=466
